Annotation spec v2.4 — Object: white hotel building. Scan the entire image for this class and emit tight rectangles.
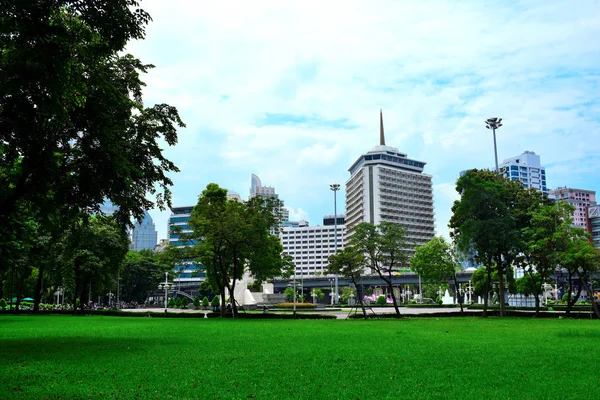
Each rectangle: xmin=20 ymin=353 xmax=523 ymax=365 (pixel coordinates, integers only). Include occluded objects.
xmin=280 ymin=215 xmax=346 ymax=277
xmin=345 ymin=112 xmax=435 ymax=257
xmin=499 ymin=151 xmax=548 ymax=195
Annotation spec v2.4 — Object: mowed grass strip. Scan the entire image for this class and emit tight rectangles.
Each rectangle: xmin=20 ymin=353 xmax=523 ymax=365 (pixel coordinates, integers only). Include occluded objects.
xmin=0 ymin=315 xmax=598 ymax=399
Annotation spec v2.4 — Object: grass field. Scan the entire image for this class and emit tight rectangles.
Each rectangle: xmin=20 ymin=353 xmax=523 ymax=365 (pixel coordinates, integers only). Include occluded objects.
xmin=1 ymin=315 xmax=598 ymax=399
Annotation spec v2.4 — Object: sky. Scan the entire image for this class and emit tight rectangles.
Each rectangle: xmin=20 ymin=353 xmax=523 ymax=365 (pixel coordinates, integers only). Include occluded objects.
xmin=125 ymin=0 xmax=600 ymax=242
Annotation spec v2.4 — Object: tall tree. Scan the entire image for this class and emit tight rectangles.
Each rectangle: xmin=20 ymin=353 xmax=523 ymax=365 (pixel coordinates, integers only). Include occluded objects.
xmin=521 ymin=201 xmax=574 ymax=315
xmin=189 ymin=184 xmax=291 ymax=317
xmin=0 ymin=1 xmax=183 ymax=259
xmin=450 ymin=169 xmax=525 ymax=317
xmin=350 ymin=222 xmax=409 ymax=317
xmin=558 ymin=229 xmax=600 ymax=317
xmin=58 ymin=215 xmax=129 ymax=313
xmin=411 ymin=237 xmax=464 ymax=312
xmin=120 ymin=249 xmax=170 ymax=304
xmin=327 ymin=246 xmax=368 ymax=319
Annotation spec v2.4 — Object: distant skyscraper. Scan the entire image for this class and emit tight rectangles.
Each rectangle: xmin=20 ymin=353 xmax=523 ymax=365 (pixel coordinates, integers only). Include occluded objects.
xmin=249 ymin=173 xmax=288 ymax=231
xmin=130 ymin=211 xmax=158 ymax=251
xmin=167 ymin=206 xmax=205 ymax=290
xmin=550 ymin=187 xmax=597 ymax=229
xmin=586 ymin=205 xmax=600 ymax=248
xmin=345 ymin=111 xmax=435 ymax=257
xmin=499 ymin=151 xmax=548 ymax=194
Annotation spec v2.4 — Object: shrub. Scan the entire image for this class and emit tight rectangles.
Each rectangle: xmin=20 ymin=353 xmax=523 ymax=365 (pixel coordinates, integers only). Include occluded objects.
xmin=0 ymin=299 xmax=6 ymax=310
xmin=193 ymin=296 xmax=200 ymax=308
xmin=168 ymin=298 xmax=176 ymax=308
xmin=202 ymin=296 xmax=210 ymax=309
xmin=175 ymin=298 xmax=182 ymax=308
xmin=211 ymin=296 xmax=220 ymax=308
xmin=376 ymin=295 xmax=387 ymax=305
xmin=181 ymin=297 xmax=189 ymax=307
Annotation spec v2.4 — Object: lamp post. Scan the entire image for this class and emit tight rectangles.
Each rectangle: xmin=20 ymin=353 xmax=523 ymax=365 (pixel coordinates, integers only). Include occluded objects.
xmin=485 ymin=117 xmax=503 ymax=173
xmin=330 ymin=183 xmax=340 ymax=303
xmin=158 ymin=272 xmax=173 ymax=314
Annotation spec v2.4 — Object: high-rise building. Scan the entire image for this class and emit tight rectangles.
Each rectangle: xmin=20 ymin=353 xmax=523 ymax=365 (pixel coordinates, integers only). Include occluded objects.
xmin=499 ymin=151 xmax=548 ymax=194
xmin=249 ymin=173 xmax=288 ymax=231
xmin=130 ymin=210 xmax=158 ymax=251
xmin=586 ymin=205 xmax=600 ymax=248
xmin=550 ymin=187 xmax=597 ymax=229
xmin=345 ymin=111 xmax=435 ymax=257
xmin=280 ymin=215 xmax=346 ymax=276
xmin=168 ymin=206 xmax=204 ymax=284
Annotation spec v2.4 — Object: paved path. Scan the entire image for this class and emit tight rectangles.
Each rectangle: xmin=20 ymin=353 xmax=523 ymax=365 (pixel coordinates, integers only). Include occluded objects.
xmin=122 ymin=306 xmax=471 ymax=319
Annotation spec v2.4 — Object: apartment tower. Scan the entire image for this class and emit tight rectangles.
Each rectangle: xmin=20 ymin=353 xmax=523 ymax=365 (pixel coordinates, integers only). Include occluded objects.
xmin=345 ymin=111 xmax=435 ymax=257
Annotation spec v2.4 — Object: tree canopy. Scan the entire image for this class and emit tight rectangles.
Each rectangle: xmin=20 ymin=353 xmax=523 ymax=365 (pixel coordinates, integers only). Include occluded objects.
xmin=188 ymin=183 xmax=292 ymax=317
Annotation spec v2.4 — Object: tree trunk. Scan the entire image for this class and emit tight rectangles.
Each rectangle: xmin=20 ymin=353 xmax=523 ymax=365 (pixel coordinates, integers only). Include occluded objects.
xmin=351 ymin=278 xmax=368 ymax=320
xmin=497 ymin=255 xmax=506 ymax=317
xmin=453 ymin=276 xmax=463 ymax=314
xmin=566 ymin=279 xmax=582 ymax=316
xmin=534 ymin=294 xmax=540 ymax=317
xmin=33 ymin=263 xmax=45 ymax=313
xmin=566 ymin=270 xmax=574 ymax=316
xmin=482 ymin=265 xmax=491 ymax=318
xmin=377 ymin=271 xmax=401 ymax=316
xmin=579 ymin=279 xmax=599 ymax=319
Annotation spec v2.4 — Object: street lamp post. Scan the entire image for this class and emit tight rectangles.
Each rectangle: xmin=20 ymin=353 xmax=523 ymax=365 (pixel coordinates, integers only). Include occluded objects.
xmin=330 ymin=183 xmax=340 ymax=303
xmin=158 ymin=272 xmax=173 ymax=314
xmin=485 ymin=117 xmax=503 ymax=173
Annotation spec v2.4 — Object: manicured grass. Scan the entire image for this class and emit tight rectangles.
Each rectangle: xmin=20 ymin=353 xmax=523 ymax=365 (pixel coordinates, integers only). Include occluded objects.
xmin=1 ymin=315 xmax=598 ymax=399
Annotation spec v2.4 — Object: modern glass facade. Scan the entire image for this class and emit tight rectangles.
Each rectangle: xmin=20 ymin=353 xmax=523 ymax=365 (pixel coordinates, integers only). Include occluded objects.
xmin=130 ymin=211 xmax=158 ymax=251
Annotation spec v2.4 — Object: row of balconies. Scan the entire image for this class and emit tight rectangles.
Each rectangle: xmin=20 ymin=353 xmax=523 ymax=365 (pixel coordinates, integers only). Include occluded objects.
xmin=379 ymin=201 xmax=434 ymax=213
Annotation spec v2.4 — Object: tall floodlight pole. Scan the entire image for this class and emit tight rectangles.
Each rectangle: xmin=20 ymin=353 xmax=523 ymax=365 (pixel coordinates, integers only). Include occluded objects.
xmin=330 ymin=183 xmax=340 ymax=303
xmin=485 ymin=117 xmax=503 ymax=173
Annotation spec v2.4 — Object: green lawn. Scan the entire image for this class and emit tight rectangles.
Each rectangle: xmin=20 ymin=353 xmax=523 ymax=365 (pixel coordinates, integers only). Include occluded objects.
xmin=0 ymin=315 xmax=598 ymax=399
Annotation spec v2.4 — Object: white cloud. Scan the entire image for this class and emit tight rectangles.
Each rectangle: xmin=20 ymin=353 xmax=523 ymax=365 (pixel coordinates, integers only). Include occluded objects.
xmin=137 ymin=0 xmax=600 ymax=241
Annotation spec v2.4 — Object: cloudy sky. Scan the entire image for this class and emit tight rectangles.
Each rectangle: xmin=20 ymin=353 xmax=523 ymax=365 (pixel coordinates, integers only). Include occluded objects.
xmin=126 ymin=0 xmax=600 ymax=241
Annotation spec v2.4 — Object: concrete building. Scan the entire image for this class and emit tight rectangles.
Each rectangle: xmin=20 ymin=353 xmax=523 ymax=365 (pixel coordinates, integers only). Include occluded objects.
xmin=586 ymin=205 xmax=600 ymax=248
xmin=130 ymin=210 xmax=158 ymax=251
xmin=499 ymin=151 xmax=548 ymax=194
xmin=250 ymin=173 xmax=288 ymax=231
xmin=550 ymin=187 xmax=597 ymax=229
xmin=345 ymin=111 xmax=435 ymax=257
xmin=280 ymin=215 xmax=346 ymax=277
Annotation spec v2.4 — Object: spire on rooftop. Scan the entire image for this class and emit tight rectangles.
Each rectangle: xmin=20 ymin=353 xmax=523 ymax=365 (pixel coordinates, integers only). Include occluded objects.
xmin=379 ymin=109 xmax=385 ymax=146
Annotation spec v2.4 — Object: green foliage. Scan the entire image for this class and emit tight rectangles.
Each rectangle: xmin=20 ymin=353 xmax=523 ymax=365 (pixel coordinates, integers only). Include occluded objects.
xmin=202 ymin=296 xmax=210 ymax=309
xmin=344 ymin=222 xmax=408 ymax=314
xmin=175 ymin=298 xmax=182 ymax=308
xmin=189 ymin=183 xmax=292 ymax=315
xmin=515 ymin=274 xmax=542 ymax=297
xmin=310 ymin=288 xmax=325 ymax=299
xmin=284 ymin=287 xmax=296 ymax=302
xmin=120 ymin=250 xmax=170 ymax=303
xmin=0 ymin=1 xmax=184 ymax=231
xmin=168 ymin=298 xmax=175 ymax=308
xmin=376 ymin=295 xmax=387 ymax=305
xmin=211 ymin=296 xmax=220 ymax=307
xmin=193 ymin=296 xmax=200 ymax=308
xmin=181 ymin=297 xmax=189 ymax=307
xmin=0 ymin=298 xmax=6 ymax=310
xmin=412 ymin=237 xmax=459 ymax=284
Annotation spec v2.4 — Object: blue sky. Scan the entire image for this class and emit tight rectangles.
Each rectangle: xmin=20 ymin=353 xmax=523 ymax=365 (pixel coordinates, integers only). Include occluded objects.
xmin=125 ymin=0 xmax=600 ymax=241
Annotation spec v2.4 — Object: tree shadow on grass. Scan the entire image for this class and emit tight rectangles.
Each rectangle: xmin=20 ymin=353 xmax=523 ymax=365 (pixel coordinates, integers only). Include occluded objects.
xmin=0 ymin=336 xmax=173 ymax=364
